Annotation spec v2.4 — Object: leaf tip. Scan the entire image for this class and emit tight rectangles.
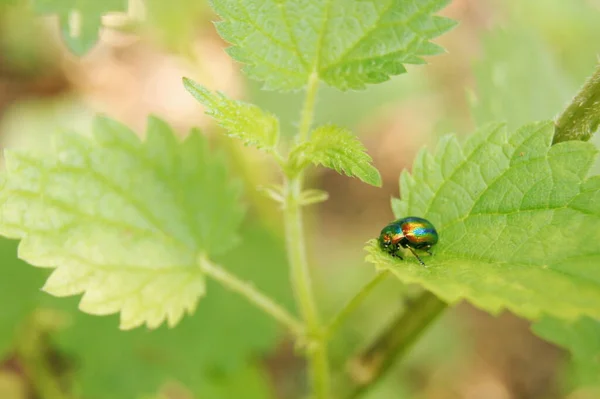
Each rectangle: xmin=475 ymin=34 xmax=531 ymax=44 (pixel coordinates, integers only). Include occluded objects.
xmin=370 ymin=171 xmax=383 ymax=187
xmin=181 ymin=76 xmax=194 ymax=87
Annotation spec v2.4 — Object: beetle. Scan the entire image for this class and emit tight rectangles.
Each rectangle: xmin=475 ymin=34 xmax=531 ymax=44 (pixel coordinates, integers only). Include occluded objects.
xmin=378 ymin=216 xmax=438 ymax=266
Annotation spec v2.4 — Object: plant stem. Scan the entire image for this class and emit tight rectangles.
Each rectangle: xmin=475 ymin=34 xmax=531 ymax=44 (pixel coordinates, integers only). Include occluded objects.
xmin=282 ymin=72 xmax=330 ymax=398
xmin=298 ymin=72 xmax=320 ymax=143
xmin=200 ymin=256 xmax=304 ymax=337
xmin=283 ymin=177 xmax=320 ymax=329
xmin=554 ymin=63 xmax=600 ymax=144
xmin=344 ymin=290 xmax=447 ymax=399
xmin=326 ymin=270 xmax=390 ymax=339
xmin=284 ymin=174 xmax=331 ymax=398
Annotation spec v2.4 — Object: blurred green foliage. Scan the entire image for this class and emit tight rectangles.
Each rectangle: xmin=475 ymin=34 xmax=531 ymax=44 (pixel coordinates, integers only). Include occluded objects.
xmin=533 ymin=317 xmax=600 ymax=389
xmin=0 ymin=223 xmax=291 ymax=398
xmin=248 ymin=74 xmax=426 ymax=138
xmin=144 ymin=0 xmax=210 ymax=54
xmin=31 ymin=0 xmax=127 ymax=55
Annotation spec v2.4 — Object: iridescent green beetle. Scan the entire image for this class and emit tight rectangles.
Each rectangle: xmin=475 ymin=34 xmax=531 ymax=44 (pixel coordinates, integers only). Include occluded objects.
xmin=378 ymin=216 xmax=438 ymax=266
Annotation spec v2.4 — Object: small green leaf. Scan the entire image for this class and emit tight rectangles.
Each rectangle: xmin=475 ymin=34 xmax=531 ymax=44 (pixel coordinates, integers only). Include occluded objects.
xmin=299 ymin=189 xmax=329 ymax=206
xmin=366 ymin=121 xmax=600 ymax=321
xmin=0 ymin=115 xmax=244 ymax=330
xmin=183 ymin=78 xmax=280 ymax=151
xmin=31 ymin=0 xmax=127 ymax=55
xmin=290 ymin=125 xmax=381 ymax=186
xmin=533 ymin=317 xmax=600 ymax=388
xmin=210 ymin=0 xmax=456 ymax=91
xmin=257 ymin=184 xmax=285 ymax=204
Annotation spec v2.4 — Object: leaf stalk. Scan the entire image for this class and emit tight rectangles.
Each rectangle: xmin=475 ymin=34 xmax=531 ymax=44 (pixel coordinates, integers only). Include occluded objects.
xmin=325 ymin=270 xmax=390 ymax=339
xmin=298 ymin=72 xmax=320 ymax=143
xmin=200 ymin=257 xmax=304 ymax=337
xmin=344 ymin=290 xmax=447 ymax=399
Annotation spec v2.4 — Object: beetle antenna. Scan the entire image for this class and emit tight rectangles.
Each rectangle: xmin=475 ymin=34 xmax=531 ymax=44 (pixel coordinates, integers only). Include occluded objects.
xmin=407 ymin=247 xmax=426 ymax=266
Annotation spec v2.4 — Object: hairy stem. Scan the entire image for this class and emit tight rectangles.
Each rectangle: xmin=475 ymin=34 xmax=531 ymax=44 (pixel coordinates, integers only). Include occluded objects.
xmin=284 ymin=175 xmax=330 ymax=398
xmin=554 ymin=63 xmax=600 ymax=144
xmin=283 ymin=73 xmax=330 ymax=398
xmin=344 ymin=291 xmax=447 ymax=399
xmin=200 ymin=257 xmax=304 ymax=337
xmin=283 ymin=177 xmax=320 ymax=329
xmin=326 ymin=270 xmax=390 ymax=339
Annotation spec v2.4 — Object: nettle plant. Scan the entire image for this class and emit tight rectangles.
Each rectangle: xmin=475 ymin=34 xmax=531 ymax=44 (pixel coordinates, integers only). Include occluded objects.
xmin=2 ymin=0 xmax=600 ymax=398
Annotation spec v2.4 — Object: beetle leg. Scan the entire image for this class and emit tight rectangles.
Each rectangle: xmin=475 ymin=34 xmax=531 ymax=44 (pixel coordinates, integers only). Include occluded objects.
xmin=415 ymin=244 xmax=433 ymax=256
xmin=391 ymin=244 xmax=403 ymax=260
xmin=406 ymin=246 xmax=426 ymax=266
xmin=393 ymin=250 xmax=403 ymax=260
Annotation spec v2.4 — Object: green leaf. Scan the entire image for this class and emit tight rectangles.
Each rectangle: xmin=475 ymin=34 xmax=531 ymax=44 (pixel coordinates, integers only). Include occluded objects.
xmin=366 ymin=121 xmax=600 ymax=321
xmin=31 ymin=0 xmax=127 ymax=55
xmin=0 ymin=202 xmax=289 ymax=398
xmin=299 ymin=189 xmax=329 ymax=206
xmin=502 ymin=0 xmax=600 ymax=82
xmin=183 ymin=78 xmax=280 ymax=151
xmin=533 ymin=317 xmax=600 ymax=388
xmin=52 ymin=224 xmax=291 ymax=399
xmin=210 ymin=0 xmax=456 ymax=91
xmin=257 ymin=184 xmax=285 ymax=204
xmin=0 ymin=115 xmax=244 ymax=330
xmin=290 ymin=125 xmax=381 ymax=186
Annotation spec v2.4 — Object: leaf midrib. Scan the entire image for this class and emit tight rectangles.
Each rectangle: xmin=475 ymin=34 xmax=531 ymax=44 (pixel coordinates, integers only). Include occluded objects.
xmin=320 ymin=0 xmax=439 ymax=71
xmin=274 ymin=0 xmax=310 ymax=69
xmin=99 ymin=135 xmax=207 ymax=252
